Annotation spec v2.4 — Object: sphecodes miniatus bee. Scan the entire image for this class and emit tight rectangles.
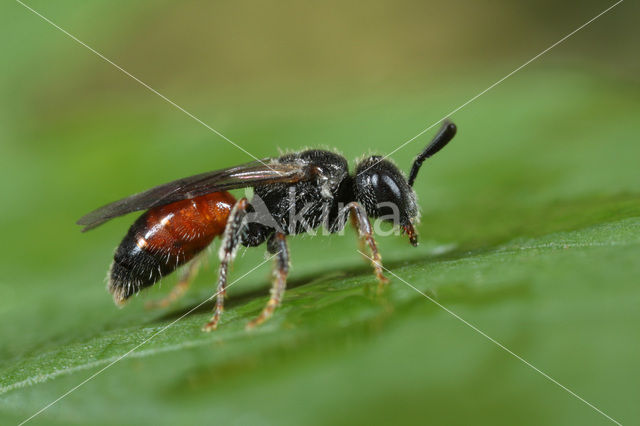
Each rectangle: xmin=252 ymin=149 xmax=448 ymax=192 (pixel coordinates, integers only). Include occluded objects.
xmin=78 ymin=120 xmax=457 ymax=330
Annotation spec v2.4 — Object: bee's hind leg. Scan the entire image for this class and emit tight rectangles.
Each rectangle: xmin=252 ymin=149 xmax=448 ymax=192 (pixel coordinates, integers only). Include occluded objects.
xmin=202 ymin=198 xmax=249 ymax=332
xmin=145 ymin=253 xmax=205 ymax=309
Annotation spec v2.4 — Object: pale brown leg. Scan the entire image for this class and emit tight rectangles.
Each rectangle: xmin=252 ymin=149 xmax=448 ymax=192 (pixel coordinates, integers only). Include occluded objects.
xmin=348 ymin=201 xmax=389 ymax=287
xmin=350 ymin=212 xmax=367 ymax=254
xmin=202 ymin=198 xmax=249 ymax=332
xmin=246 ymin=232 xmax=289 ymax=329
xmin=145 ymin=254 xmax=204 ymax=309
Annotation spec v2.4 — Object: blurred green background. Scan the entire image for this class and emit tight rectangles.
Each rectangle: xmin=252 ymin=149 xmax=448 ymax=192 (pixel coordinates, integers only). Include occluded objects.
xmin=1 ymin=0 xmax=639 ymax=425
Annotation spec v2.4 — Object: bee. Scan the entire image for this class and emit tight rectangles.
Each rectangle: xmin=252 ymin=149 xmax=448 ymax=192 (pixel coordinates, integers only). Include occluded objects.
xmin=78 ymin=121 xmax=457 ymax=330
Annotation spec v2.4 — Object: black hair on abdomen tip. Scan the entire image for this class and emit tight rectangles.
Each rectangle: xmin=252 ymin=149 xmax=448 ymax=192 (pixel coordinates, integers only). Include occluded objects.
xmin=108 ymin=232 xmax=175 ymax=305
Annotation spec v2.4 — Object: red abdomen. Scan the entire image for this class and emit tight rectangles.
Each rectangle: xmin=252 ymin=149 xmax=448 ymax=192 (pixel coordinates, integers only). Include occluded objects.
xmin=108 ymin=191 xmax=236 ymax=304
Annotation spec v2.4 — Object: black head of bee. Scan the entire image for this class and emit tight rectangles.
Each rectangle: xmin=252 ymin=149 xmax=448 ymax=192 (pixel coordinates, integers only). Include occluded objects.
xmin=353 ymin=120 xmax=457 ymax=246
xmin=355 ymin=157 xmax=417 ymax=226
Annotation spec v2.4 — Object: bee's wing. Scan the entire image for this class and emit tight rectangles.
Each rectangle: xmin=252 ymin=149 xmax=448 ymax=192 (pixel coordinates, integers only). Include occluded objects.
xmin=77 ymin=159 xmax=310 ymax=231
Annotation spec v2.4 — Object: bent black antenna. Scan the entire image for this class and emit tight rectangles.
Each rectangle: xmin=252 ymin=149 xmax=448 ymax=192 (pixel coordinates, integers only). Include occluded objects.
xmin=407 ymin=120 xmax=457 ymax=187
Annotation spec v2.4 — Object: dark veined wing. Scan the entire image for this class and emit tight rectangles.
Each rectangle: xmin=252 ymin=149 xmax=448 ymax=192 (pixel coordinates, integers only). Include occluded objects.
xmin=77 ymin=159 xmax=310 ymax=232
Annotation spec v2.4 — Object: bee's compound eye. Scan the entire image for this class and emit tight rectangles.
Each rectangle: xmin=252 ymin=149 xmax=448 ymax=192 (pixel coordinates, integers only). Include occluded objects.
xmin=371 ymin=172 xmax=403 ymax=203
xmin=355 ymin=157 xmax=418 ymax=225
